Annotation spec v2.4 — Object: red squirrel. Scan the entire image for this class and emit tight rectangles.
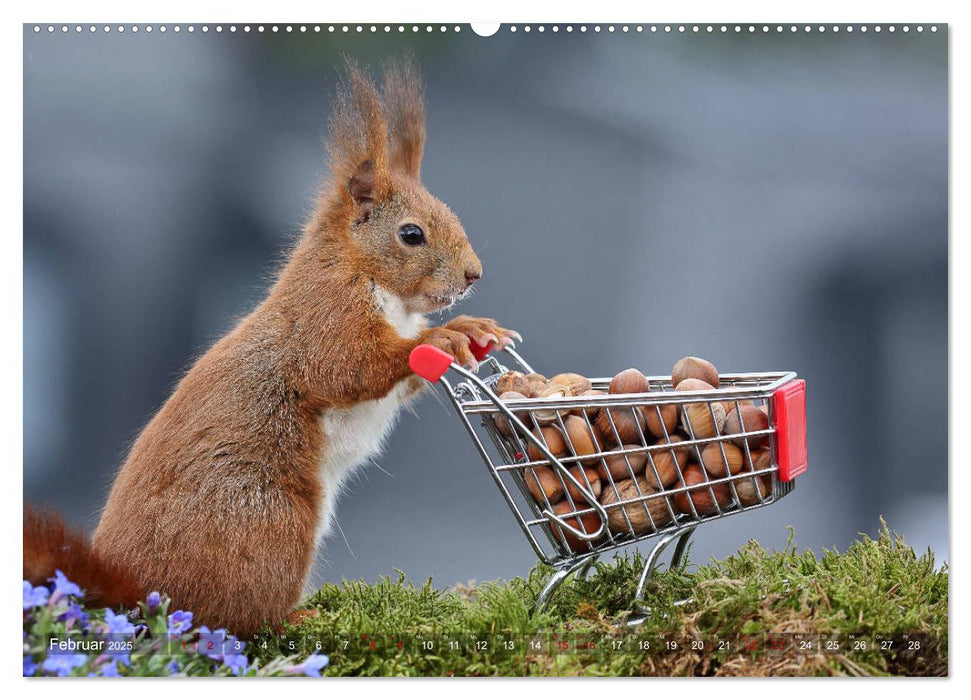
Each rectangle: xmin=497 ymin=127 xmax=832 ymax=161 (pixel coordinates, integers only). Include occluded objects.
xmin=24 ymin=62 xmax=519 ymax=637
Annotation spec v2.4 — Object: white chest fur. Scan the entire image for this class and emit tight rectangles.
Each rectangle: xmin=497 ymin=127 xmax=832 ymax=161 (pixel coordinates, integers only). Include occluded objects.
xmin=372 ymin=284 xmax=425 ymax=339
xmin=313 ymin=286 xmax=426 ymax=545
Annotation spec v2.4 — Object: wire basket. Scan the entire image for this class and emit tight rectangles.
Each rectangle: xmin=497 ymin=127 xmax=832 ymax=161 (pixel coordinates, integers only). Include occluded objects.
xmin=410 ymin=342 xmax=808 ymax=618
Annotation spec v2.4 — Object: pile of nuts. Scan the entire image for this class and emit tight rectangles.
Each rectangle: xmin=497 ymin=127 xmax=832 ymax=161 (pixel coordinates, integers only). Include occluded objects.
xmin=491 ymin=357 xmax=773 ymax=552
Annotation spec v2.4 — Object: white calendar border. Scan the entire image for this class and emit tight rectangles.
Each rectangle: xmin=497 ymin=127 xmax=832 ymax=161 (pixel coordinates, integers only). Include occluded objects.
xmin=4 ymin=0 xmax=960 ymax=692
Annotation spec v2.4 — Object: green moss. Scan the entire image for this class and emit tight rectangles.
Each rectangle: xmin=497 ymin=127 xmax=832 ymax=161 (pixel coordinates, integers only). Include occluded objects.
xmin=254 ymin=521 xmax=948 ymax=676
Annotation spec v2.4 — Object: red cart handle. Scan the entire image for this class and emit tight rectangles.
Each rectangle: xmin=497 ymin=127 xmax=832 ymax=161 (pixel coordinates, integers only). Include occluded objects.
xmin=409 ymin=345 xmax=453 ymax=383
xmin=409 ymin=340 xmax=494 ymax=383
xmin=468 ymin=339 xmax=494 ymax=362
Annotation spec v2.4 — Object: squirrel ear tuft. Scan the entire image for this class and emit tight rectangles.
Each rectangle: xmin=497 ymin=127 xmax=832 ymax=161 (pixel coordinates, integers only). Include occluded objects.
xmin=347 ymin=159 xmax=376 ymax=201
xmin=328 ymin=59 xmax=391 ymax=203
xmin=383 ymin=60 xmax=425 ymax=179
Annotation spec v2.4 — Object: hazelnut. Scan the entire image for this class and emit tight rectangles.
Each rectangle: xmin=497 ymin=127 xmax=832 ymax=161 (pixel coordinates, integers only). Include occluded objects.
xmin=533 ymin=385 xmax=569 ymax=425
xmin=675 ymin=378 xmax=715 ymax=393
xmin=565 ymin=466 xmax=602 ymax=503
xmin=699 ymin=442 xmax=746 ymax=477
xmin=681 ymin=403 xmax=727 ymax=440
xmin=722 ymin=404 xmax=770 ymax=450
xmin=642 ymin=436 xmax=688 ymax=490
xmin=642 ymin=403 xmax=678 ymax=438
xmin=609 ymin=368 xmax=650 ymax=395
xmin=599 ymin=477 xmax=676 ymax=535
xmin=526 ymin=380 xmax=549 ymax=399
xmin=733 ymin=474 xmax=772 ymax=507
xmin=676 ymin=379 xmax=726 ymax=439
xmin=597 ymin=445 xmax=647 ymax=483
xmin=674 ymin=464 xmax=732 ymax=516
xmin=595 ymin=405 xmax=648 ymax=447
xmin=525 ymin=466 xmax=564 ymax=504
xmin=578 ymin=389 xmax=607 ymax=420
xmin=750 ymin=448 xmax=773 ymax=476
xmin=526 ymin=425 xmax=568 ymax=462
xmin=493 ymin=391 xmax=529 ymax=438
xmin=550 ymin=499 xmax=603 ymax=553
xmin=562 ymin=415 xmax=601 ymax=466
xmin=672 ymin=356 xmax=719 ymax=389
xmin=550 ymin=372 xmax=593 ymax=396
xmin=495 ymin=371 xmax=531 ymax=396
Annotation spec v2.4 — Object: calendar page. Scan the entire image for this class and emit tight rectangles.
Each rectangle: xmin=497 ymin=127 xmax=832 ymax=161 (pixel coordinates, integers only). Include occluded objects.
xmin=22 ymin=19 xmax=948 ymax=679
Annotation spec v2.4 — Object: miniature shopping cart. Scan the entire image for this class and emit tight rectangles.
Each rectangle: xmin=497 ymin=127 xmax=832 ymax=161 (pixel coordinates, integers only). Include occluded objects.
xmin=409 ymin=342 xmax=808 ymax=623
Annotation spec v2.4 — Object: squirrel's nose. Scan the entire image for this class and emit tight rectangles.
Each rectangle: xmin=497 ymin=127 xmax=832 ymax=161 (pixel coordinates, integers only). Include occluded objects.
xmin=464 ymin=268 xmax=481 ymax=289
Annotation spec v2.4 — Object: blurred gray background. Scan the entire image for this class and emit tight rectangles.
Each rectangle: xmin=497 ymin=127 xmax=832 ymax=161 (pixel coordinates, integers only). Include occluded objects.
xmin=24 ymin=25 xmax=948 ymax=591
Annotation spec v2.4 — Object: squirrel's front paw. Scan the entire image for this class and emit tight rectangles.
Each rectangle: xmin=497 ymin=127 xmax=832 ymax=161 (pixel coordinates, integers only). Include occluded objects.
xmin=421 ymin=327 xmax=481 ymax=370
xmin=443 ymin=316 xmax=522 ymax=352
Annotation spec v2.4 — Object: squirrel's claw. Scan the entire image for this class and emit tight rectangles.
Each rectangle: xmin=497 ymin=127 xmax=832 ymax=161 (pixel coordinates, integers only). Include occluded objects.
xmin=496 ymin=329 xmax=522 ymax=349
xmin=437 ymin=316 xmax=521 ymax=360
xmin=471 ymin=332 xmax=500 ymax=349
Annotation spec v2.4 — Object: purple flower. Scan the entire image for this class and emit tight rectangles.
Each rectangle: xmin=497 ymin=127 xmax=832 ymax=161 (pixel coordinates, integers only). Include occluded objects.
xmin=288 ymin=652 xmax=329 ymax=677
xmin=41 ymin=653 xmax=88 ymax=677
xmin=146 ymin=591 xmax=161 ymax=610
xmin=166 ymin=659 xmax=181 ymax=675
xmin=58 ymin=602 xmax=90 ymax=630
xmin=99 ymin=660 xmax=121 ymax=677
xmin=104 ymin=608 xmax=136 ymax=636
xmin=48 ymin=570 xmax=83 ymax=604
xmin=23 ymin=655 xmax=38 ymax=676
xmin=222 ymin=651 xmax=249 ymax=676
xmin=100 ymin=609 xmax=135 ymax=665
xmin=167 ymin=610 xmax=193 ymax=636
xmin=23 ymin=581 xmax=50 ymax=609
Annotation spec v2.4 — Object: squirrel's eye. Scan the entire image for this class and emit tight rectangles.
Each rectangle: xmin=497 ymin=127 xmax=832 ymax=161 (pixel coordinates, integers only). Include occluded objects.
xmin=398 ymin=223 xmax=426 ymax=247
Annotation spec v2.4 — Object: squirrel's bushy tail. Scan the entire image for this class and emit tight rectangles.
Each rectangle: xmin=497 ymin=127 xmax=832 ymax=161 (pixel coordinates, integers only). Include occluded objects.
xmin=23 ymin=504 xmax=142 ymax=608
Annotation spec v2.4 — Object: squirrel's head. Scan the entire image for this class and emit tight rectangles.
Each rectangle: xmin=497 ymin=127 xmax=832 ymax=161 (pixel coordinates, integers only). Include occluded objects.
xmin=313 ymin=61 xmax=482 ymax=314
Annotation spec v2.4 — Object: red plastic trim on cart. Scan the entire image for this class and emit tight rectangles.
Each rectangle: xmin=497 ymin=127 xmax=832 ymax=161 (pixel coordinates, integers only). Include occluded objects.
xmin=409 ymin=345 xmax=453 ymax=383
xmin=469 ymin=339 xmax=494 ymax=362
xmin=772 ymin=379 xmax=807 ymax=481
xmin=409 ymin=339 xmax=494 ymax=383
